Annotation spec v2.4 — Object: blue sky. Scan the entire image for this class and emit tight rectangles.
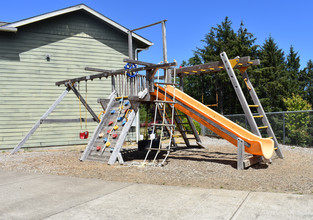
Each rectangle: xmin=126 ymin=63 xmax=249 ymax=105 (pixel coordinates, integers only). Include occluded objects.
xmin=1 ymin=0 xmax=313 ymax=68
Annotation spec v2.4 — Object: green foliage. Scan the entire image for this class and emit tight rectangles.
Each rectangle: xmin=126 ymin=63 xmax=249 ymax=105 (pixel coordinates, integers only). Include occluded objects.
xmin=283 ymin=94 xmax=312 ymax=146
xmin=182 ymin=17 xmax=309 ymax=114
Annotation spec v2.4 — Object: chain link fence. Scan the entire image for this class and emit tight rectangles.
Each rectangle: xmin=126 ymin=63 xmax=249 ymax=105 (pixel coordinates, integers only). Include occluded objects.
xmin=201 ymin=110 xmax=313 ymax=147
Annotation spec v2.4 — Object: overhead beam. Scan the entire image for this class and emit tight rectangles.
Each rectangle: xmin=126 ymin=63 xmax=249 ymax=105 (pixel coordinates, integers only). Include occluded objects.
xmin=55 ymin=61 xmax=177 ymax=86
xmin=172 ymin=57 xmax=260 ymax=76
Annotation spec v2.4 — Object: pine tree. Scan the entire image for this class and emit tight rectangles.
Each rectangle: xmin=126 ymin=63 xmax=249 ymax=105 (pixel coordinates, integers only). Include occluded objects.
xmin=182 ymin=17 xmax=257 ymax=114
xmin=255 ymin=36 xmax=286 ymax=111
xmin=300 ymin=60 xmax=313 ymax=105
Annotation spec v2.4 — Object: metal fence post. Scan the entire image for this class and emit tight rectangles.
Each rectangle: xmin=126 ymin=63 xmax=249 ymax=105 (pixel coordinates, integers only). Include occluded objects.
xmin=283 ymin=112 xmax=286 ymax=144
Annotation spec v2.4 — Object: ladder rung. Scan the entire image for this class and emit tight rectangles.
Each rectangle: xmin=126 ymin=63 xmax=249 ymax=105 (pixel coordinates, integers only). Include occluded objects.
xmin=154 ymin=100 xmax=177 ymax=104
xmin=258 ymin=126 xmax=268 ymax=129
xmin=268 ymin=136 xmax=273 ymax=139
xmin=253 ymin=115 xmax=264 ymax=118
xmin=148 ymin=148 xmax=172 ymax=151
xmin=249 ymin=105 xmax=259 ymax=108
xmin=274 ymin=147 xmax=278 ymax=150
xmin=151 ymin=123 xmax=176 ymax=127
xmin=173 ymin=135 xmax=181 ymax=137
xmin=181 ymin=130 xmax=193 ymax=132
xmin=156 ymin=82 xmax=177 ymax=85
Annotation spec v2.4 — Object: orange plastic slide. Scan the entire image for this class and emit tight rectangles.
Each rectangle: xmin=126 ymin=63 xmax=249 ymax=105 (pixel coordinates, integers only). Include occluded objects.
xmin=152 ymin=85 xmax=274 ymax=159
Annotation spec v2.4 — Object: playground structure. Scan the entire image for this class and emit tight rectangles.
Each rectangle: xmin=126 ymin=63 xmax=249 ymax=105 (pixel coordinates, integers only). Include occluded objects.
xmin=11 ymin=20 xmax=284 ymax=169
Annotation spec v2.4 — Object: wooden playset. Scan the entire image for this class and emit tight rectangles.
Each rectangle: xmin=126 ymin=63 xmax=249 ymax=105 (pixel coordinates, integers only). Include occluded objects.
xmin=11 ymin=20 xmax=283 ymax=169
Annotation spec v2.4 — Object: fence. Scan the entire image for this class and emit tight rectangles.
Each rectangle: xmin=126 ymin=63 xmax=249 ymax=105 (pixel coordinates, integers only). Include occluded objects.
xmin=201 ymin=110 xmax=313 ymax=147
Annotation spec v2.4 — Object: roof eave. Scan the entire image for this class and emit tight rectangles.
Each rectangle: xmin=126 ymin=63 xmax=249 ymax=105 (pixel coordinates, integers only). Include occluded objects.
xmin=3 ymin=4 xmax=153 ymax=47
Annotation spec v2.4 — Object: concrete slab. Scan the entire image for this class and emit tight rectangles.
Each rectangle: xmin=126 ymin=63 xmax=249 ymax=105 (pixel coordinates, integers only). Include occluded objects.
xmin=233 ymin=192 xmax=313 ymax=220
xmin=46 ymin=184 xmax=248 ymax=220
xmin=0 ymin=170 xmax=131 ymax=220
xmin=1 ymin=169 xmax=313 ymax=220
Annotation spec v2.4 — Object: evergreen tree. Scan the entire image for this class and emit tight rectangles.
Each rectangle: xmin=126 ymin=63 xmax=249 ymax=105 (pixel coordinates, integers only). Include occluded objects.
xmin=182 ymin=17 xmax=257 ymax=114
xmin=255 ymin=36 xmax=287 ymax=111
xmin=300 ymin=59 xmax=313 ymax=105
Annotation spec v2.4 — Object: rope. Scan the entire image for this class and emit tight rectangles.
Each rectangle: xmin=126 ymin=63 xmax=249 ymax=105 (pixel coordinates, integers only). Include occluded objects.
xmin=78 ymin=83 xmax=82 ymax=131
xmin=85 ymin=81 xmax=88 ymax=129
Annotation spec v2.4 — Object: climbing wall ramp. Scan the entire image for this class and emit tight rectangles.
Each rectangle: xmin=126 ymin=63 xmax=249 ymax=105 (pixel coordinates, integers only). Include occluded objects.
xmin=80 ymin=92 xmax=136 ymax=163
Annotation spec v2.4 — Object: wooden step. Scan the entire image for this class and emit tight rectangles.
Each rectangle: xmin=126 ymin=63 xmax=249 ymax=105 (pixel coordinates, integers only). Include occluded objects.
xmin=253 ymin=115 xmax=264 ymax=118
xmin=248 ymin=105 xmax=259 ymax=108
xmin=258 ymin=126 xmax=268 ymax=129
xmin=151 ymin=123 xmax=176 ymax=127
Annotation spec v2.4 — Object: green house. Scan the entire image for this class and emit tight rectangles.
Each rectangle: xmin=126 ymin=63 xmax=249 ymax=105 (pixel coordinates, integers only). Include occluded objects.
xmin=0 ymin=4 xmax=152 ymax=149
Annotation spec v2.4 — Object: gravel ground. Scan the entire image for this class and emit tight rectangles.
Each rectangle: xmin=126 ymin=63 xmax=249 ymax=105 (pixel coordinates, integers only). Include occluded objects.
xmin=1 ymin=136 xmax=312 ymax=194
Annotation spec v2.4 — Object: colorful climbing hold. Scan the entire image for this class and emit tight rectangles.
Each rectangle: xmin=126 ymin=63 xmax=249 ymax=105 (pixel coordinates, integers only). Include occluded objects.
xmin=108 ymin=121 xmax=114 ymax=126
xmin=98 ymin=132 xmax=104 ymax=138
xmin=117 ymin=117 xmax=122 ymax=121
xmin=113 ymin=125 xmax=119 ymax=130
xmin=112 ymin=134 xmax=118 ymax=139
xmin=107 ymin=129 xmax=111 ymax=134
xmin=119 ymin=106 xmax=124 ymax=110
xmin=103 ymin=137 xmax=108 ymax=143
xmin=111 ymin=110 xmax=116 ymax=114
xmin=125 ymin=101 xmax=129 ymax=106
xmin=106 ymin=142 xmax=111 ymax=147
xmin=122 ymin=119 xmax=126 ymax=126
xmin=96 ymin=146 xmax=101 ymax=151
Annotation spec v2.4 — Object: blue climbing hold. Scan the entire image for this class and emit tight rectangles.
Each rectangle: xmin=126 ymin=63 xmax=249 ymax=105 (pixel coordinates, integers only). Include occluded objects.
xmin=119 ymin=98 xmax=123 ymax=103
xmin=110 ymin=110 xmax=116 ymax=114
xmin=103 ymin=137 xmax=108 ymax=143
xmin=124 ymin=101 xmax=129 ymax=106
xmin=122 ymin=119 xmax=126 ymax=126
xmin=117 ymin=117 xmax=122 ymax=121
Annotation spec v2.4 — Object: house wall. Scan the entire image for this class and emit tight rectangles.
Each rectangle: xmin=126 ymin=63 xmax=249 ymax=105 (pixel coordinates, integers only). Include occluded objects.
xmin=0 ymin=11 xmax=137 ymax=149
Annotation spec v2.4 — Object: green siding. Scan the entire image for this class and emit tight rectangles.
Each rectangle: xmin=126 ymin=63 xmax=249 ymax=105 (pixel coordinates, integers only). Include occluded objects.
xmin=0 ymin=11 xmax=136 ymax=149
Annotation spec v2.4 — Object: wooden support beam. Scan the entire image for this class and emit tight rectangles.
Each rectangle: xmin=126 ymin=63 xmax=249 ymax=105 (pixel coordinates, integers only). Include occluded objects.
xmin=55 ymin=62 xmax=176 ymax=86
xmin=11 ymin=88 xmax=70 ymax=154
xmin=66 ymin=83 xmax=100 ymax=123
xmin=123 ymin=59 xmax=154 ymax=66
xmin=174 ymin=57 xmax=259 ymax=76
xmin=40 ymin=118 xmax=96 ymax=124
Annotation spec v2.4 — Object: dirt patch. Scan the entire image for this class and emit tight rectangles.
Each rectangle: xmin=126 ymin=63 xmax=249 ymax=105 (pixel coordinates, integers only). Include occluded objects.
xmin=1 ymin=136 xmax=312 ymax=194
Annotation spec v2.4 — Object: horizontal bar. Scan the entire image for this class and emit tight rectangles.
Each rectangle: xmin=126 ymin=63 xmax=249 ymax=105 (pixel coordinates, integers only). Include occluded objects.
xmin=154 ymin=100 xmax=177 ymax=104
xmin=131 ymin=20 xmax=167 ymax=32
xmin=258 ymin=126 xmax=268 ymax=129
xmin=151 ymin=123 xmax=176 ymax=127
xmin=123 ymin=59 xmax=154 ymax=66
xmin=40 ymin=118 xmax=96 ymax=124
xmin=248 ymin=105 xmax=259 ymax=107
xmin=173 ymin=57 xmax=261 ymax=76
xmin=55 ymin=61 xmax=175 ymax=86
xmin=155 ymin=82 xmax=177 ymax=85
xmin=253 ymin=115 xmax=264 ymax=118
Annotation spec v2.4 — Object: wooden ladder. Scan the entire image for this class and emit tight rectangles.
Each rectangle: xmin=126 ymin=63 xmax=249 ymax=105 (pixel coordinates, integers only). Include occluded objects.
xmin=220 ymin=52 xmax=284 ymax=159
xmin=173 ymin=110 xmax=203 ymax=148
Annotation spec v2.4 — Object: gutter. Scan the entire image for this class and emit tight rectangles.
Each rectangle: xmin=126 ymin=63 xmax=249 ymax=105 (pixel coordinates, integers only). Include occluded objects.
xmin=0 ymin=27 xmax=17 ymax=32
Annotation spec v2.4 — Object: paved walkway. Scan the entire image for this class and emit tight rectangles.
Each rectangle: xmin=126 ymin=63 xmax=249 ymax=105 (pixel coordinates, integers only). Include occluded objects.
xmin=0 ymin=169 xmax=312 ymax=220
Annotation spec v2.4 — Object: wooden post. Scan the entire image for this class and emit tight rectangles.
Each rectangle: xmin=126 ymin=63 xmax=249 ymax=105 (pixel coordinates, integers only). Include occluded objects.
xmin=67 ymin=83 xmax=100 ymax=123
xmin=237 ymin=138 xmax=245 ymax=170
xmin=128 ymin=31 xmax=133 ymax=59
